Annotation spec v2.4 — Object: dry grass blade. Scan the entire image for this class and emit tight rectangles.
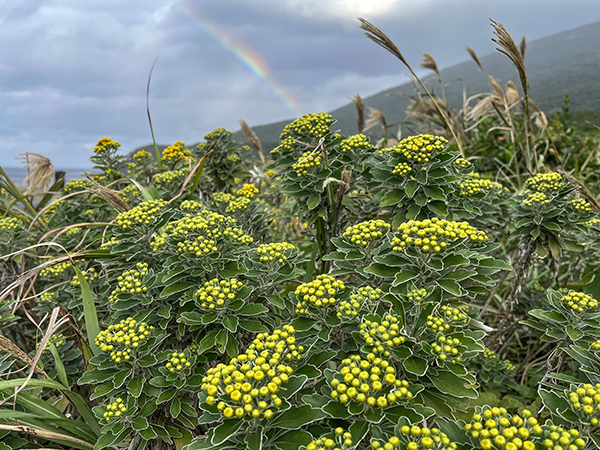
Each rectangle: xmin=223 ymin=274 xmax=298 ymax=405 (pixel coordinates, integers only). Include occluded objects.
xmin=465 ymin=46 xmax=483 ymax=71
xmin=505 ymin=80 xmax=520 ymax=107
xmin=0 ymin=307 xmax=69 ymax=407
xmin=84 ymin=174 xmax=130 ymax=212
xmin=420 ymin=52 xmax=439 ymax=74
xmin=520 ymin=35 xmax=527 ymax=57
xmin=239 ymin=119 xmax=264 ymax=164
xmin=0 ymin=424 xmax=93 ymax=448
xmin=364 ymin=107 xmax=388 ymax=138
xmin=358 ymin=18 xmax=409 ymax=66
xmin=349 ymin=94 xmax=365 ymax=133
xmin=18 ymin=153 xmax=55 ymax=194
xmin=490 ymin=18 xmax=528 ymax=99
xmin=0 ymin=335 xmax=42 ymax=373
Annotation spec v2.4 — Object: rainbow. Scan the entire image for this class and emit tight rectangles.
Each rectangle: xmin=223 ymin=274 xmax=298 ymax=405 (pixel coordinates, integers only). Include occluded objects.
xmin=182 ymin=4 xmax=300 ymax=115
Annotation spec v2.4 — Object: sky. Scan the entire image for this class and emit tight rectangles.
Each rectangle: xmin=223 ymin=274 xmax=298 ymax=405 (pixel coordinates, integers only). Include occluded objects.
xmin=0 ymin=0 xmax=598 ymax=169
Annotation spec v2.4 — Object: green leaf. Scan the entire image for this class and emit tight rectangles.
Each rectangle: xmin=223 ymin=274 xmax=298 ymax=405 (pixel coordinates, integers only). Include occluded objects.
xmin=307 ymin=195 xmax=321 ymax=210
xmin=441 ymin=254 xmax=469 ymax=267
xmin=528 ymin=309 xmax=567 ymax=323
xmin=322 ymin=401 xmax=352 ymax=418
xmin=222 ymin=315 xmax=238 ymax=333
xmin=539 ymin=388 xmax=571 ymax=415
xmin=127 ymin=377 xmax=144 ymax=398
xmin=238 ymin=320 xmax=269 ymax=333
xmin=245 ymin=428 xmax=263 ymax=450
xmin=436 ymin=279 xmax=462 ymax=296
xmin=403 ymin=356 xmax=428 ymax=376
xmin=427 ymin=200 xmax=448 ymax=216
xmin=271 ymin=405 xmax=326 ymax=429
xmin=48 ymin=344 xmax=68 ymax=388
xmin=392 ymin=270 xmax=419 ymax=287
xmin=236 ymin=304 xmax=269 ymax=316
xmin=428 ymin=369 xmax=478 ymax=398
xmin=405 ymin=180 xmax=418 ymax=198
xmin=380 ymin=189 xmax=404 ymax=207
xmin=132 ymin=416 xmax=149 ymax=431
xmin=364 ymin=263 xmax=399 ymax=278
xmin=211 ymin=419 xmax=243 ymax=446
xmin=139 ymin=426 xmax=158 ymax=441
xmin=424 ymin=185 xmax=446 ymax=201
xmin=160 ymin=282 xmax=196 ymax=298
xmin=272 ymin=430 xmax=313 ymax=450
xmin=137 ymin=354 xmax=157 ymax=367
xmin=170 ymin=397 xmax=182 ymax=419
xmin=74 ymin=265 xmax=100 ymax=356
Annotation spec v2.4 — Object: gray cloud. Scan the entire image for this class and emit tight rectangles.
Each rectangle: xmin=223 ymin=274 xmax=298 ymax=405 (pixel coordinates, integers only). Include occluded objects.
xmin=0 ymin=0 xmax=598 ymax=167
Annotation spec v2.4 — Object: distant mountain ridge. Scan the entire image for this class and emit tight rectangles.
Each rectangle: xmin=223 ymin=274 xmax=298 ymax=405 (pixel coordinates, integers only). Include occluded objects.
xmin=133 ymin=20 xmax=600 ymax=155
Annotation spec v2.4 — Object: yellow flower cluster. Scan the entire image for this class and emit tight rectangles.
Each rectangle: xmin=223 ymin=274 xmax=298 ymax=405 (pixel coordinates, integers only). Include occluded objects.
xmin=38 ymin=333 xmax=66 ymax=353
xmin=455 ymin=158 xmax=472 ymax=169
xmin=256 ymin=242 xmax=295 ymax=263
xmin=163 ymin=211 xmax=231 ymax=238
xmin=280 ymin=113 xmax=333 ymax=140
xmin=329 ymin=355 xmax=411 ymax=407
xmin=166 ymin=351 xmax=192 ymax=372
xmin=181 ymin=200 xmax=203 ymax=210
xmin=293 ymin=150 xmax=321 ymax=177
xmin=39 ymin=291 xmax=56 ymax=303
xmin=306 ymin=428 xmax=353 ymax=450
xmin=133 ymin=149 xmax=151 ymax=163
xmin=108 ymin=263 xmax=149 ymax=303
xmin=63 ymin=179 xmax=92 ymax=193
xmin=153 ymin=169 xmax=187 ymax=188
xmin=115 ymin=200 xmax=167 ymax=229
xmin=200 ymin=325 xmax=301 ymax=420
xmin=65 ymin=227 xmax=82 ymax=238
xmin=426 ymin=316 xmax=450 ymax=333
xmin=584 ymin=218 xmax=600 ymax=227
xmin=560 ymin=291 xmax=598 ymax=312
xmin=392 ymin=218 xmax=488 ymax=253
xmin=465 ymin=408 xmax=541 ymax=450
xmin=227 ymin=154 xmax=240 ymax=163
xmin=272 ymin=136 xmax=295 ymax=155
xmin=195 ymin=278 xmax=242 ymax=310
xmin=525 ymin=172 xmax=564 ymax=192
xmin=459 ymin=177 xmax=504 ymax=196
xmin=100 ymin=237 xmax=120 ymax=249
xmin=371 ymin=426 xmax=456 ymax=450
xmin=342 ymin=219 xmax=390 ymax=247
xmin=213 ymin=192 xmax=234 ymax=205
xmin=337 ymin=286 xmax=382 ymax=319
xmin=40 ymin=262 xmax=71 ymax=279
xmin=119 ymin=185 xmax=141 ymax=204
xmin=162 ymin=141 xmax=191 ymax=162
xmin=571 ymin=198 xmax=592 ymax=211
xmin=567 ymin=383 xmax=600 ymax=425
xmin=226 ymin=196 xmax=251 ymax=213
xmin=431 ymin=304 xmax=469 ymax=329
xmin=359 ymin=315 xmax=405 ymax=357
xmin=94 ymin=317 xmax=154 ymax=363
xmin=0 ymin=217 xmax=22 ymax=231
xmin=93 ymin=137 xmax=120 ymax=154
xmin=174 ymin=236 xmax=218 ymax=256
xmin=392 ymin=162 xmax=412 ymax=175
xmin=204 ymin=128 xmax=232 ymax=141
xmin=591 ymin=340 xmax=600 ymax=351
xmin=236 ymin=184 xmax=259 ymax=198
xmin=406 ymin=288 xmax=428 ymax=302
xmin=103 ymin=397 xmax=126 ymax=421
xmin=340 ymin=134 xmax=371 ymax=153
xmin=295 ymin=274 xmax=346 ymax=315
xmin=266 ymin=169 xmax=276 ymax=178
xmin=431 ymin=335 xmax=462 ymax=364
xmin=395 ymin=135 xmax=448 ymax=163
xmin=70 ymin=267 xmax=99 ymax=287
xmin=482 ymin=349 xmax=498 ymax=360
xmin=522 ymin=192 xmax=550 ymax=206
xmin=540 ymin=425 xmax=586 ymax=450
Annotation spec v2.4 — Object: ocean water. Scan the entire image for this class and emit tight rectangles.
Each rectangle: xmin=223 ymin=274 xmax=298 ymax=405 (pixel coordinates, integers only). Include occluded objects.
xmin=2 ymin=166 xmax=92 ymax=188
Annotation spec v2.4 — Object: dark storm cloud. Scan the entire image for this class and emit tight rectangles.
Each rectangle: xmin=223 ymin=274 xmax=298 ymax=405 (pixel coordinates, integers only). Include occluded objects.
xmin=0 ymin=0 xmax=597 ymax=167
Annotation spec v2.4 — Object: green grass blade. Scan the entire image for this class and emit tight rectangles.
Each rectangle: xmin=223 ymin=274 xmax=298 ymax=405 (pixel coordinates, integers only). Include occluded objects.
xmin=73 ymin=265 xmax=100 ymax=356
xmin=48 ymin=344 xmax=68 ymax=388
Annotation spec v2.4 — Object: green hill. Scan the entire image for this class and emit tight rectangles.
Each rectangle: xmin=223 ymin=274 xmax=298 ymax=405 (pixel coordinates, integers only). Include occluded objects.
xmin=240 ymin=20 xmax=600 ymax=151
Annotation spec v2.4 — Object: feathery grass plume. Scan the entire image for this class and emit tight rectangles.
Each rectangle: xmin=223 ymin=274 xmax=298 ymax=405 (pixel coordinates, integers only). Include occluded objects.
xmin=19 ymin=153 xmax=55 ymax=194
xmin=420 ymin=52 xmax=439 ymax=74
xmin=465 ymin=46 xmax=483 ymax=71
xmin=520 ymin=35 xmax=527 ymax=57
xmin=505 ymin=80 xmax=520 ymax=107
xmin=359 ymin=17 xmax=464 ymax=156
xmin=350 ymin=94 xmax=365 ymax=133
xmin=84 ymin=174 xmax=130 ymax=212
xmin=467 ymin=96 xmax=493 ymax=122
xmin=489 ymin=76 xmax=506 ymax=108
xmin=490 ymin=18 xmax=536 ymax=171
xmin=364 ymin=107 xmax=388 ymax=139
xmin=534 ymin=111 xmax=548 ymax=130
xmin=239 ymin=119 xmax=265 ymax=165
